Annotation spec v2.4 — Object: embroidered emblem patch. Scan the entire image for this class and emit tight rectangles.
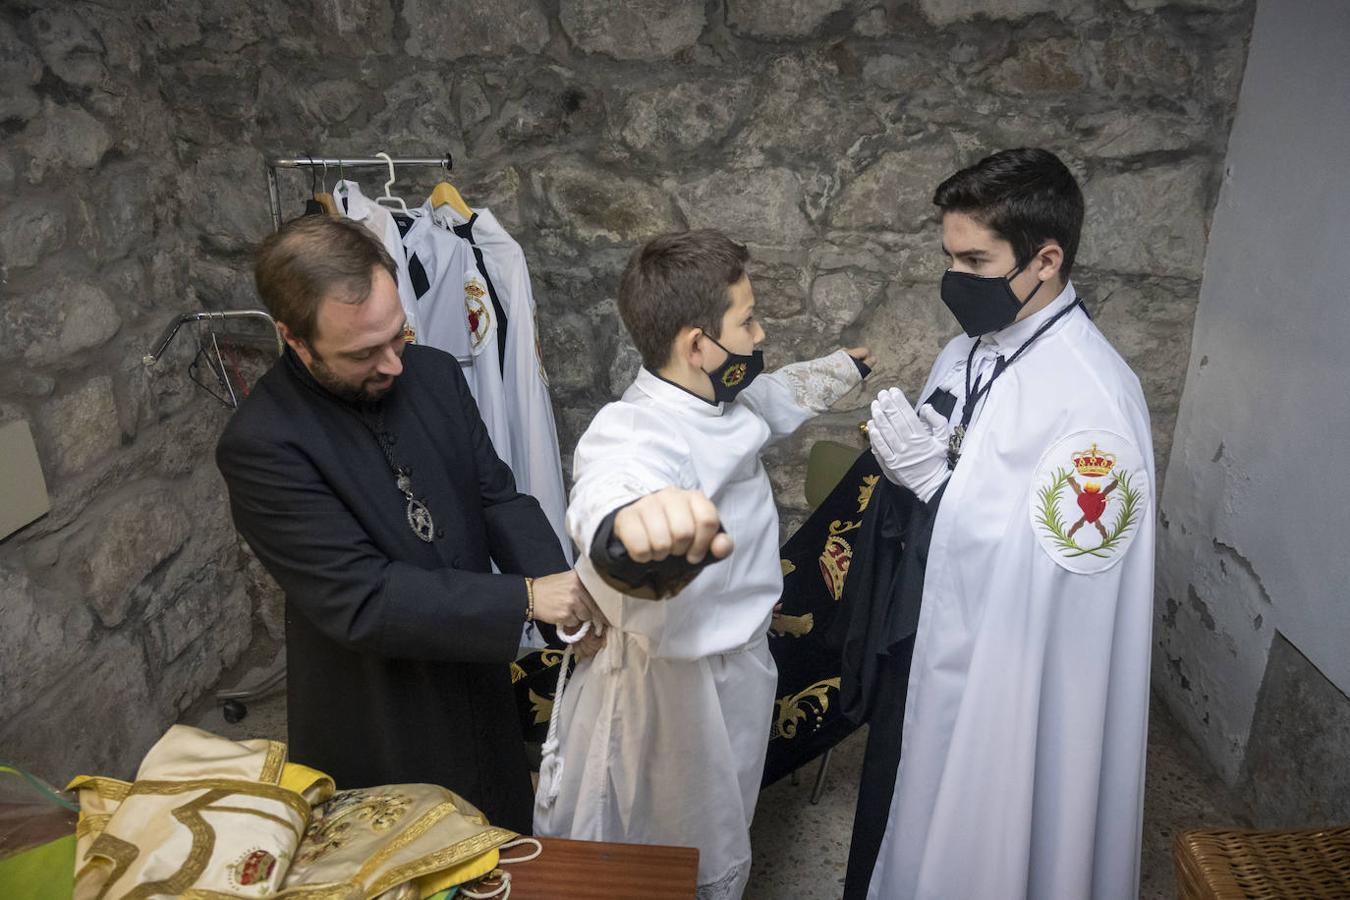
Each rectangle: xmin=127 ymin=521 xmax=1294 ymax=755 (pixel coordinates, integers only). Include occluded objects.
xmin=230 ymin=848 xmax=277 ymax=888
xmin=464 ymin=279 xmax=490 ymax=349
xmin=721 ymin=362 xmax=748 ymax=387
xmin=401 ymin=323 xmax=417 ymax=344
xmin=818 ymin=518 xmax=861 ymax=601
xmin=1030 ymin=430 xmax=1149 ymax=574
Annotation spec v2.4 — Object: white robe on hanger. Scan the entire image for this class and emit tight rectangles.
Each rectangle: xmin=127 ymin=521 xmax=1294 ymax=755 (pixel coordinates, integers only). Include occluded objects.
xmin=868 ymin=283 xmax=1155 ymax=900
xmin=332 ymin=179 xmax=421 ymax=343
xmin=431 ymin=204 xmax=570 ymax=562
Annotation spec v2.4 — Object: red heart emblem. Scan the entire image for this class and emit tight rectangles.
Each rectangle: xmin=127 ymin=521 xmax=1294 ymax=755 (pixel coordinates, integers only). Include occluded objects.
xmin=1077 ymin=490 xmax=1107 ymax=523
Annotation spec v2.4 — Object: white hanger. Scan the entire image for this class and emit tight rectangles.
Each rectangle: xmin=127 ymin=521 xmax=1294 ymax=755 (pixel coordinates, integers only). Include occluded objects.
xmin=374 ymin=151 xmax=409 ymax=213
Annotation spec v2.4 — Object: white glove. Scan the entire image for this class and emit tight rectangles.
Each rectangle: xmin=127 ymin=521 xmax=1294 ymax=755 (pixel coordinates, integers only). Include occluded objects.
xmin=867 ymin=387 xmax=951 ymax=503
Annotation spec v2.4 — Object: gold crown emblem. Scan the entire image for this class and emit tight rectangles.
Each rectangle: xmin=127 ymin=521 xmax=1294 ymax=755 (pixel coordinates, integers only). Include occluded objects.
xmin=464 ymin=281 xmax=486 ymax=299
xmin=1073 ymin=443 xmax=1116 ymax=478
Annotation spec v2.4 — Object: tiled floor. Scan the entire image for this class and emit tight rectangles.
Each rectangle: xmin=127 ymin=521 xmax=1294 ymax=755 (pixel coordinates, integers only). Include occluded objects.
xmin=186 ymin=659 xmax=1249 ymax=900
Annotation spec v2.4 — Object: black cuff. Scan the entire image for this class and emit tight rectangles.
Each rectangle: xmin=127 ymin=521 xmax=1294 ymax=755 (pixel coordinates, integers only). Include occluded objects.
xmin=589 ymin=503 xmax=725 ymax=600
xmin=852 ymin=356 xmax=871 ymax=379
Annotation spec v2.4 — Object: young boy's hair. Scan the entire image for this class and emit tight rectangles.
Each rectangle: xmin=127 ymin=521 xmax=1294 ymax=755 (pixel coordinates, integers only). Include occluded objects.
xmin=618 ymin=229 xmax=751 ymax=369
xmin=933 ymin=148 xmax=1085 ymax=277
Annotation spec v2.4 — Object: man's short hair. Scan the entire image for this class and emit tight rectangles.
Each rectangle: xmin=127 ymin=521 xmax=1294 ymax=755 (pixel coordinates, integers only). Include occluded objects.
xmin=254 ymin=216 xmax=397 ymax=344
xmin=618 ymin=229 xmax=751 ymax=369
xmin=933 ymin=148 xmax=1085 ymax=277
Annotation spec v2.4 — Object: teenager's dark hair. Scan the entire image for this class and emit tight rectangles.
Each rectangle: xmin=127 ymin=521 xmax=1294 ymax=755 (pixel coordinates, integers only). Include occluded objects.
xmin=255 ymin=216 xmax=397 ymax=344
xmin=933 ymin=148 xmax=1084 ymax=276
xmin=618 ymin=230 xmax=750 ymax=369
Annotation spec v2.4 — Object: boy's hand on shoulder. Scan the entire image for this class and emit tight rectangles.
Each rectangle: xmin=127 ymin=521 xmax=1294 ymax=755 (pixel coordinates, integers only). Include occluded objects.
xmin=614 ymin=487 xmax=734 ymax=565
xmin=845 ymin=346 xmax=877 ymax=369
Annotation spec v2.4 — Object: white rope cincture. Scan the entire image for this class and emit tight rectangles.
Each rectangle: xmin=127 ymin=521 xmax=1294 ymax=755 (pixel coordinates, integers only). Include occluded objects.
xmin=458 ymin=838 xmax=544 ymax=900
xmin=536 ymin=620 xmax=594 ymax=810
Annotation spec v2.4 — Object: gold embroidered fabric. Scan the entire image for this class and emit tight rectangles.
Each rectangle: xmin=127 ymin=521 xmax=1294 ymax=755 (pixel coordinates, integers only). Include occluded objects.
xmin=66 ymin=726 xmax=515 ymax=899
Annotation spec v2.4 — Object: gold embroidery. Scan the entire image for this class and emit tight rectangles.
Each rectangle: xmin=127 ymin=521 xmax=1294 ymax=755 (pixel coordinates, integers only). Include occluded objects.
xmin=297 ymin=790 xmax=414 ymax=866
xmin=819 ymin=518 xmax=861 ymax=602
xmin=509 ymin=662 xmax=526 ymax=684
xmin=772 ymin=677 xmax=841 ymax=740
xmin=539 ymin=649 xmax=565 ymax=668
xmin=527 ymin=689 xmax=553 ymax=726
xmin=121 ymin=790 xmax=225 ymax=899
xmin=857 ymin=474 xmax=880 ymax=512
xmin=367 ymin=826 xmax=517 ymax=898
xmin=128 ymin=778 xmax=310 ymax=822
xmin=354 ymin=801 xmax=455 ymax=882
xmin=769 ymin=612 xmax=814 ymax=638
xmin=76 ymin=813 xmax=112 ymax=839
xmin=780 ymin=559 xmax=796 ymax=577
xmin=70 ymin=776 xmax=131 ymax=802
xmin=82 ymin=832 xmax=139 ymax=899
xmin=260 ymin=740 xmax=287 ymax=784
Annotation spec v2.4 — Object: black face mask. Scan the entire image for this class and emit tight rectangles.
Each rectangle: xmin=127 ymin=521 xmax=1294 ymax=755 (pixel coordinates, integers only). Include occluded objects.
xmin=940 ymin=263 xmax=1045 ymax=338
xmin=701 ymin=334 xmax=764 ymax=403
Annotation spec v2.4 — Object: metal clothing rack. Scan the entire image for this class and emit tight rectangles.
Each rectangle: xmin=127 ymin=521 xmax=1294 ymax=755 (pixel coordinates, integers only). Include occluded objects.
xmin=265 ymin=153 xmax=454 ymax=231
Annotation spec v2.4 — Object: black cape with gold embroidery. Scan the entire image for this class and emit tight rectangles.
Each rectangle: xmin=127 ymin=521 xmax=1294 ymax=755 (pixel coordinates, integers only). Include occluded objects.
xmin=218 ymin=346 xmax=568 ymax=833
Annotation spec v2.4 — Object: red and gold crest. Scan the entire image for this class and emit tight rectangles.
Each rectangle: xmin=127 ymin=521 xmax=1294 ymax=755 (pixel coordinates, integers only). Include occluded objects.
xmin=464 ymin=280 xmax=491 ymax=349
xmin=232 ymin=848 xmax=277 ymax=887
xmin=401 ymin=323 xmax=417 ymax=344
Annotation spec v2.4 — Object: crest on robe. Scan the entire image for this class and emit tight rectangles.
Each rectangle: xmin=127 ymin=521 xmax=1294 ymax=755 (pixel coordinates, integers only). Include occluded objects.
xmin=464 ymin=279 xmax=490 ymax=349
xmin=1030 ymin=430 xmax=1149 ymax=574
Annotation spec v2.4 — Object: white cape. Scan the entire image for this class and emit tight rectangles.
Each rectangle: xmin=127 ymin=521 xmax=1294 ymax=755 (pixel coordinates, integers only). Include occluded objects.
xmin=869 ymin=284 xmax=1155 ymax=900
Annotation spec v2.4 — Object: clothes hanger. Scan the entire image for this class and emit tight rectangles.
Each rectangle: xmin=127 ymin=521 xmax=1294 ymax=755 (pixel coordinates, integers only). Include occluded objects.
xmin=302 ymin=155 xmax=327 ymax=217
xmin=315 ymin=159 xmax=338 ymax=216
xmin=374 ymin=151 xmax=409 ymax=214
xmin=430 ymin=152 xmax=473 ymax=220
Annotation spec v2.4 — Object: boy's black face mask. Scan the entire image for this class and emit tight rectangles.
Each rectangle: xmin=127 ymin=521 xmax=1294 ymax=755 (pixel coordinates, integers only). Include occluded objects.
xmin=940 ymin=262 xmax=1045 ymax=337
xmin=701 ymin=333 xmax=764 ymax=403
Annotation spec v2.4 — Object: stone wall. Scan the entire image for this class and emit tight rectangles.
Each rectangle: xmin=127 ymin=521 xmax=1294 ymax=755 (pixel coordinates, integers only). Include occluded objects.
xmin=0 ymin=0 xmax=1253 ymax=782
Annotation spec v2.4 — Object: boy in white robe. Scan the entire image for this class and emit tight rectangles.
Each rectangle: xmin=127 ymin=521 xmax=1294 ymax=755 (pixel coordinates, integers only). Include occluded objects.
xmin=533 ymin=230 xmax=873 ymax=898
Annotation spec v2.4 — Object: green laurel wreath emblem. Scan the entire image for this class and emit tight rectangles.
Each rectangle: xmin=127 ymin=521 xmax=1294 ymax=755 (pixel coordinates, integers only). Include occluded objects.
xmin=1034 ymin=467 xmax=1142 ymax=559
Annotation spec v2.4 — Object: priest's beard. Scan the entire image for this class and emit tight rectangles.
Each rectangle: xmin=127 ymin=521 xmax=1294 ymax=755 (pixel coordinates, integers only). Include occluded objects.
xmin=307 ymin=353 xmax=397 ymax=403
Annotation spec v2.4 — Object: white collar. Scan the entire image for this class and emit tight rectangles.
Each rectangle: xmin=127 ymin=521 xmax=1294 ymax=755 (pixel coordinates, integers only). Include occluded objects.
xmin=632 ymin=366 xmax=724 ymax=417
xmin=334 ymin=179 xmax=390 ymax=225
xmin=983 ymin=280 xmax=1077 ymax=352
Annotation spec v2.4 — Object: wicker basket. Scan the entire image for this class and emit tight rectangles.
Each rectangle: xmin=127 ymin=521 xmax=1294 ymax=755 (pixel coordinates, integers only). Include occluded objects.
xmin=1174 ymin=826 xmax=1350 ymax=899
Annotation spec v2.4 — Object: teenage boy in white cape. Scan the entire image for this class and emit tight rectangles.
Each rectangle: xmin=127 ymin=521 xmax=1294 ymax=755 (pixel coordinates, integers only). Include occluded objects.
xmin=856 ymin=148 xmax=1156 ymax=900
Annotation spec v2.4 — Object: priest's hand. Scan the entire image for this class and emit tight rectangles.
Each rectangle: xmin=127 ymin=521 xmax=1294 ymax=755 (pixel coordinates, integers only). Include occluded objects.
xmin=532 ymin=570 xmax=609 ymax=631
xmin=868 ymin=387 xmax=951 ymax=503
xmin=614 ymin=487 xmax=734 ymax=565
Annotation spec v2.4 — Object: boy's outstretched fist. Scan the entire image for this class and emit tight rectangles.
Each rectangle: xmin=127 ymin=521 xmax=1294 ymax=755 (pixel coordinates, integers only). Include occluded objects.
xmin=614 ymin=487 xmax=734 ymax=565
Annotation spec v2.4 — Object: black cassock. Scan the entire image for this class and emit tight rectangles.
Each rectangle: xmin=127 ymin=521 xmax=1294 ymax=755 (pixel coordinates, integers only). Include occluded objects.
xmin=217 ymin=345 xmax=567 ymax=833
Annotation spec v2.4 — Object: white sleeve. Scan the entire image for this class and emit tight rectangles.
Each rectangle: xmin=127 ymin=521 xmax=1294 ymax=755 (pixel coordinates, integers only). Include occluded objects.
xmin=565 ymin=404 xmax=695 ymax=558
xmin=736 ymin=349 xmax=864 ymax=439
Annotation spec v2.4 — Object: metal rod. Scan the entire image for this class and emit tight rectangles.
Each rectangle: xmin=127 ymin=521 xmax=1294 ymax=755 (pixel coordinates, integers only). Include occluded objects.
xmin=268 ymin=156 xmax=452 ymax=168
xmin=143 ymin=310 xmax=282 ymax=367
xmin=266 ymin=163 xmax=282 ymax=231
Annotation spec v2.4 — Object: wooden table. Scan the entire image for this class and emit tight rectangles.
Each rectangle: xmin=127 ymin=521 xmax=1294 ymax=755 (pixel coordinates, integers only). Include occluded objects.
xmin=504 ymin=837 xmax=698 ymax=899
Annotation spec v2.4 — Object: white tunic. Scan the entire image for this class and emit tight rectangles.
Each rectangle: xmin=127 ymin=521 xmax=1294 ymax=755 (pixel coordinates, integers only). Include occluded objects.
xmin=536 ymin=352 xmax=863 ymax=897
xmin=868 ymin=283 xmax=1155 ymax=900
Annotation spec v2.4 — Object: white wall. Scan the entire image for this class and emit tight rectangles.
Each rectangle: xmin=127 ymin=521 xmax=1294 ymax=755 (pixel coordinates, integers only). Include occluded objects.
xmin=1156 ymin=0 xmax=1350 ymax=782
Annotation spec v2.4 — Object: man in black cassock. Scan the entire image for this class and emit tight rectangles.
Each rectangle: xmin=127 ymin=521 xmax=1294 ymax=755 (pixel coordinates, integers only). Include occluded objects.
xmin=217 ymin=216 xmax=600 ymax=833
